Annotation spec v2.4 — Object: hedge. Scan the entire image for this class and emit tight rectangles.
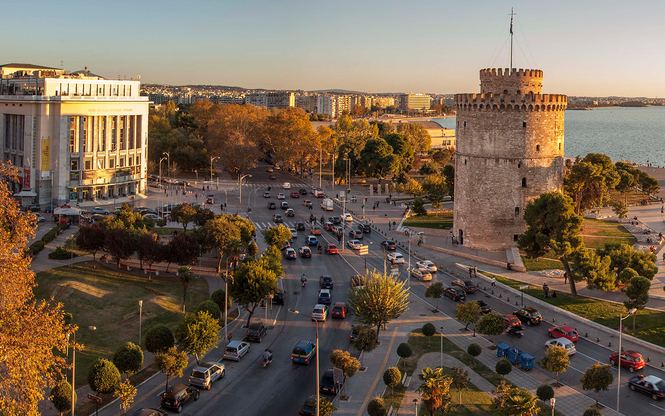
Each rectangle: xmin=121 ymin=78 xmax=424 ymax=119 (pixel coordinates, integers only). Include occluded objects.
xmin=28 ymin=241 xmax=45 ymax=255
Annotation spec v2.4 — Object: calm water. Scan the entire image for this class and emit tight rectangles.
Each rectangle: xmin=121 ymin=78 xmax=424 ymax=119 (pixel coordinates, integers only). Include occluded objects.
xmin=432 ymin=106 xmax=665 ymax=166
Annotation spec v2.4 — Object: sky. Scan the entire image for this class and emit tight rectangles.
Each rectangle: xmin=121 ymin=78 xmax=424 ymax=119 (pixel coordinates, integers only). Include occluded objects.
xmin=2 ymin=0 xmax=665 ymax=97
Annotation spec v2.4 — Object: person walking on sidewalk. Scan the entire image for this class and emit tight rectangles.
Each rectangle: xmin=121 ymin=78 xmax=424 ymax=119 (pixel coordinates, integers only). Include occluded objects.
xmin=491 ymin=277 xmax=496 ymax=287
xmin=474 ymin=266 xmax=477 ymax=277
xmin=469 ymin=267 xmax=473 ymax=278
xmin=543 ymin=283 xmax=549 ymax=298
xmin=564 ymin=272 xmax=568 ymax=284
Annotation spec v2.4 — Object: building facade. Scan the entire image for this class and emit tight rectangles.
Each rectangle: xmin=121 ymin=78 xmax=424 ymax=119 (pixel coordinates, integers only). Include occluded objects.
xmin=245 ymin=91 xmax=295 ymax=109
xmin=0 ymin=63 xmax=149 ymax=207
xmin=453 ymin=68 xmax=567 ymax=250
xmin=397 ymin=93 xmax=431 ymax=111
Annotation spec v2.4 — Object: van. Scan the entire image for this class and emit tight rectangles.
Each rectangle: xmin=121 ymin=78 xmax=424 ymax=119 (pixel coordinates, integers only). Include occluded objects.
xmin=292 ymin=340 xmax=316 ymax=364
xmin=321 ymin=198 xmax=333 ymax=211
xmin=313 ymin=189 xmax=325 ymax=198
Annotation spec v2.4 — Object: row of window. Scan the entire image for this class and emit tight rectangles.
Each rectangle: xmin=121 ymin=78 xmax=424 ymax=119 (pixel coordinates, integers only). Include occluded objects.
xmin=70 ymin=155 xmax=140 ymax=171
xmin=3 ymin=153 xmax=23 ymax=167
xmin=4 ymin=114 xmax=25 ymax=151
xmin=69 ymin=115 xmax=142 ymax=154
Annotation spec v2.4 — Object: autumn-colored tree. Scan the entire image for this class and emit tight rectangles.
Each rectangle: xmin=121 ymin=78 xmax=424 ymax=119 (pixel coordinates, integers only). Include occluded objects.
xmin=113 ymin=378 xmax=137 ymax=415
xmin=328 ymin=349 xmax=360 ymax=398
xmin=175 ymin=310 xmax=221 ymax=364
xmin=228 ymin=259 xmax=279 ymax=326
xmin=171 ymin=204 xmax=198 ymax=231
xmin=202 ymin=216 xmax=241 ymax=272
xmin=155 ymin=346 xmax=189 ymax=392
xmin=263 ymin=224 xmax=292 ymax=248
xmin=76 ymin=224 xmax=106 ymax=268
xmin=417 ymin=367 xmax=453 ymax=416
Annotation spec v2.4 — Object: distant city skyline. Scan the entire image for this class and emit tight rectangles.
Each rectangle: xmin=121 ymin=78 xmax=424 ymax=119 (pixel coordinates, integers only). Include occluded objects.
xmin=2 ymin=1 xmax=665 ymax=97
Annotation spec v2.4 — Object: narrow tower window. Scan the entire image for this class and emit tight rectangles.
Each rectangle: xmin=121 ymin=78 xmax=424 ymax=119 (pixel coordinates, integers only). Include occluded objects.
xmin=522 ymin=121 xmax=527 ymax=128
xmin=515 ymin=207 xmax=520 ymax=217
xmin=518 ymin=162 xmax=521 ymax=168
xmin=463 ymin=121 xmax=467 ymax=127
xmin=514 ymin=235 xmax=519 ymax=242
xmin=522 ymin=178 xmax=527 ymax=188
xmin=536 ymin=144 xmax=540 ymax=152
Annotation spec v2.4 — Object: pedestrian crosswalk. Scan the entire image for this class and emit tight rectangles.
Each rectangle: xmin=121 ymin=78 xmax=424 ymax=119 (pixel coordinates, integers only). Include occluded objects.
xmin=254 ymin=220 xmax=305 ymax=230
xmin=244 ymin=182 xmax=312 ymax=189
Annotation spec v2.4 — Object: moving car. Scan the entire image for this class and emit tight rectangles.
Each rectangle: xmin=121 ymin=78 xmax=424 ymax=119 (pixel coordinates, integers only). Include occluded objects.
xmin=513 ymin=307 xmax=542 ymax=326
xmin=331 ymin=302 xmax=349 ymax=319
xmin=628 ymin=375 xmax=665 ymax=400
xmin=91 ymin=207 xmax=110 ymax=215
xmin=444 ymin=287 xmax=466 ymax=301
xmin=416 ymin=260 xmax=437 ymax=272
xmin=303 ymin=200 xmax=313 ymax=208
xmin=281 ymin=202 xmax=290 ymax=209
xmin=299 ymin=246 xmax=312 ymax=258
xmin=307 ymin=236 xmax=318 ymax=246
xmin=300 ymin=189 xmax=308 ymax=195
xmin=292 ymin=340 xmax=316 ymax=365
xmin=223 ymin=341 xmax=251 ymax=361
xmin=350 ymin=275 xmax=365 ymax=289
xmin=451 ymin=279 xmax=478 ymax=294
xmin=278 ymin=193 xmax=285 ymax=200
xmin=311 ymin=304 xmax=328 ymax=321
xmin=290 ymin=191 xmax=299 ymax=198
xmin=285 ymin=248 xmax=297 ymax=259
xmin=473 ymin=300 xmax=492 ymax=314
xmin=286 ymin=208 xmax=295 ymax=217
xmin=610 ymin=350 xmax=645 ymax=373
xmin=313 ymin=189 xmax=325 ymax=198
xmin=160 ymin=383 xmax=199 ymax=413
xmin=266 ymin=168 xmax=273 ymax=173
xmin=245 ymin=323 xmax=267 ymax=342
xmin=329 ymin=216 xmax=341 ymax=225
xmin=411 ymin=268 xmax=432 ymax=281
xmin=357 ymin=223 xmax=371 ymax=233
xmin=319 ymin=275 xmax=334 ymax=289
xmin=380 ymin=240 xmax=396 ymax=250
xmin=545 ymin=338 xmax=576 ymax=355
xmin=321 ymin=199 xmax=334 ymax=211
xmin=318 ymin=289 xmax=332 ymax=304
xmin=269 ymin=174 xmax=276 ymax=180
xmin=188 ymin=362 xmax=225 ymax=390
xmin=311 ymin=227 xmax=322 ymax=235
xmin=347 ymin=239 xmax=362 ymax=250
xmin=342 ymin=213 xmax=353 ymax=222
xmin=387 ymin=252 xmax=405 ymax=264
xmin=296 ymin=222 xmax=306 ymax=231
xmin=299 ymin=395 xmax=318 ymax=416
xmin=268 ymin=202 xmax=277 ymax=209
xmin=504 ymin=314 xmax=522 ymax=328
xmin=283 ymin=182 xmax=291 ymax=189
xmin=320 ymin=368 xmax=346 ymax=395
xmin=264 ymin=191 xmax=271 ymax=198
xmin=349 ymin=230 xmax=363 ymax=239
xmin=289 ymin=228 xmax=298 ymax=238
xmin=323 ymin=221 xmax=334 ymax=231
xmin=273 ymin=214 xmax=283 ymax=223
xmin=548 ymin=325 xmax=579 ymax=342
xmin=325 ymin=244 xmax=338 ymax=254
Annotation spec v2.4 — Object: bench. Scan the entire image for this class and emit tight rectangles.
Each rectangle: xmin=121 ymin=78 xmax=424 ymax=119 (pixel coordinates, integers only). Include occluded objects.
xmin=119 ymin=263 xmax=131 ymax=271
xmin=144 ymin=268 xmax=159 ymax=276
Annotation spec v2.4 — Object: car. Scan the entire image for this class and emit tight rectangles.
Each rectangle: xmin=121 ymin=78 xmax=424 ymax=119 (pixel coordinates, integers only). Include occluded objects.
xmin=342 ymin=213 xmax=353 ymax=222
xmin=44 ymin=205 xmax=56 ymax=213
xmin=444 ymin=287 xmax=466 ymax=301
xmin=323 ymin=221 xmax=334 ymax=231
xmin=289 ymin=228 xmax=298 ymax=238
xmin=628 ymin=375 xmax=665 ymax=400
xmin=411 ymin=268 xmax=432 ymax=281
xmin=311 ymin=227 xmax=322 ymax=235
xmin=347 ymin=239 xmax=362 ymax=250
xmin=387 ymin=252 xmax=405 ymax=264
xmin=283 ymin=182 xmax=291 ymax=189
xmin=286 ymin=208 xmax=295 ymax=217
xmin=266 ymin=168 xmax=274 ymax=173
xmin=311 ymin=304 xmax=328 ymax=321
xmin=319 ymin=275 xmax=334 ymax=289
xmin=320 ymin=368 xmax=346 ymax=395
xmin=331 ymin=302 xmax=349 ymax=319
xmin=548 ymin=325 xmax=579 ymax=342
xmin=318 ymin=289 xmax=332 ymax=304
xmin=290 ymin=192 xmax=300 ymax=198
xmin=223 ymin=341 xmax=251 ymax=361
xmin=143 ymin=213 xmax=160 ymax=221
xmin=296 ymin=222 xmax=306 ymax=231
xmin=307 ymin=236 xmax=318 ymax=246
xmin=278 ymin=193 xmax=286 ymax=200
xmin=33 ymin=213 xmax=45 ymax=222
xmin=160 ymin=383 xmax=200 ymax=413
xmin=273 ymin=214 xmax=283 ymax=223
xmin=350 ymin=274 xmax=365 ymax=289
xmin=130 ymin=409 xmax=168 ymax=416
xmin=269 ymin=174 xmax=276 ymax=180
xmin=285 ymin=248 xmax=297 ymax=259
xmin=545 ymin=338 xmax=576 ymax=355
xmin=299 ymin=188 xmax=308 ymax=195
xmin=610 ymin=350 xmax=645 ymax=373
xmin=331 ymin=225 xmax=344 ymax=237
xmin=380 ymin=240 xmax=397 ymax=250
xmin=299 ymin=246 xmax=312 ymax=258
xmin=264 ymin=191 xmax=271 ymax=198
xmin=313 ymin=189 xmax=325 ymax=197
xmin=292 ymin=340 xmax=317 ymax=365
xmin=325 ymin=244 xmax=338 ymax=254
xmin=451 ymin=279 xmax=478 ymax=294
xmin=348 ymin=230 xmax=363 ymax=239
xmin=503 ymin=314 xmax=522 ymax=328
xmin=268 ymin=202 xmax=277 ymax=209
xmin=473 ymin=300 xmax=492 ymax=314
xmin=416 ymin=260 xmax=437 ymax=272
xmin=188 ymin=362 xmax=225 ymax=390
xmin=303 ymin=199 xmax=313 ymax=208
xmin=513 ymin=307 xmax=542 ymax=326
xmin=281 ymin=201 xmax=290 ymax=209
xmin=141 ymin=209 xmax=159 ymax=216
xmin=25 ymin=204 xmax=40 ymax=212
xmin=299 ymin=395 xmax=318 ymax=416
xmin=357 ymin=223 xmax=371 ymax=233
xmin=272 ymin=288 xmax=285 ymax=305
xmin=245 ymin=323 xmax=268 ymax=342
xmin=329 ymin=216 xmax=341 ymax=225
xmin=91 ymin=207 xmax=110 ymax=215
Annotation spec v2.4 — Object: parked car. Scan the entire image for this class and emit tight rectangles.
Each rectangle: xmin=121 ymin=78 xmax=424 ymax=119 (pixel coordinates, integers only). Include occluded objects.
xmin=380 ymin=240 xmax=396 ymax=250
xmin=325 ymin=244 xmax=338 ymax=254
xmin=444 ymin=287 xmax=466 ymax=301
xmin=296 ymin=222 xmax=306 ymax=231
xmin=416 ymin=260 xmax=437 ymax=272
xmin=264 ymin=191 xmax=271 ymax=198
xmin=290 ymin=192 xmax=300 ymax=198
xmin=34 ymin=213 xmax=45 ymax=222
xmin=223 ymin=341 xmax=251 ymax=361
xmin=245 ymin=323 xmax=267 ymax=342
xmin=545 ymin=338 xmax=576 ymax=355
xmin=289 ymin=228 xmax=298 ymax=238
xmin=307 ymin=236 xmax=318 ymax=246
xmin=350 ymin=275 xmax=365 ymax=289
xmin=160 ymin=383 xmax=199 ymax=413
xmin=311 ymin=227 xmax=322 ymax=235
xmin=286 ymin=208 xmax=295 ymax=217
xmin=319 ymin=275 xmax=334 ymax=289
xmin=188 ymin=362 xmax=225 ymax=390
xmin=628 ymin=375 xmax=665 ymax=400
xmin=273 ymin=214 xmax=283 ymax=223
xmin=320 ymin=368 xmax=346 ymax=395
xmin=357 ymin=223 xmax=371 ymax=233
xmin=278 ymin=193 xmax=286 ymax=200
xmin=342 ymin=213 xmax=353 ymax=222
xmin=473 ymin=300 xmax=492 ymax=314
xmin=347 ymin=239 xmax=362 ymax=250
xmin=91 ymin=207 xmax=110 ymax=215
xmin=503 ymin=314 xmax=522 ymax=328
xmin=387 ymin=252 xmax=405 ymax=264
xmin=451 ymin=279 xmax=478 ymax=294
xmin=513 ymin=307 xmax=542 ymax=326
xmin=285 ymin=248 xmax=297 ymax=259
xmin=323 ymin=221 xmax=334 ymax=231
xmin=130 ymin=409 xmax=167 ymax=416
xmin=44 ymin=205 xmax=56 ymax=213
xmin=548 ymin=325 xmax=579 ymax=342
xmin=299 ymin=395 xmax=318 ymax=416
xmin=25 ymin=204 xmax=40 ymax=212
xmin=268 ymin=202 xmax=277 ymax=209
xmin=299 ymin=246 xmax=312 ymax=258
xmin=311 ymin=304 xmax=328 ymax=321
xmin=272 ymin=288 xmax=285 ymax=305
xmin=318 ymin=289 xmax=332 ymax=304
xmin=411 ymin=268 xmax=432 ymax=281
xmin=292 ymin=340 xmax=317 ymax=365
xmin=331 ymin=302 xmax=349 ymax=319
xmin=610 ymin=350 xmax=645 ymax=373
xmin=348 ymin=230 xmax=363 ymax=239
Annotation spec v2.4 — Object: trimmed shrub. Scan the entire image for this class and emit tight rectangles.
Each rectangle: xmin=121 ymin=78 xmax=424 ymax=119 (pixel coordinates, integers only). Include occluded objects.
xmin=583 ymin=407 xmax=603 ymax=416
xmin=28 ymin=240 xmax=45 ymax=255
xmin=536 ymin=384 xmax=555 ymax=401
xmin=42 ymin=229 xmax=58 ymax=244
xmin=496 ymin=358 xmax=512 ymax=378
xmin=467 ymin=343 xmax=482 ymax=363
xmin=210 ymin=289 xmax=232 ymax=311
xmin=87 ymin=358 xmax=121 ymax=394
xmin=367 ymin=397 xmax=387 ymax=416
xmin=112 ymin=342 xmax=144 ymax=376
xmin=196 ymin=300 xmax=221 ymax=320
xmin=50 ymin=380 xmax=76 ymax=413
xmin=48 ymin=246 xmax=77 ymax=260
xmin=145 ymin=324 xmax=175 ymax=353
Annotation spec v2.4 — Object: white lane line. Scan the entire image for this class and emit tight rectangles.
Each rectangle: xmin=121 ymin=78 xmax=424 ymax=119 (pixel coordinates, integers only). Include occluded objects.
xmin=648 ymin=402 xmax=665 ymax=411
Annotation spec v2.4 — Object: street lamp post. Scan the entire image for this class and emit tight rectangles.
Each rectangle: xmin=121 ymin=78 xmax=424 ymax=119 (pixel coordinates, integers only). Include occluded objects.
xmin=413 ymin=398 xmax=419 ymax=416
xmin=550 ymin=398 xmax=556 ymax=416
xmin=290 ymin=309 xmax=320 ymax=416
xmin=617 ymin=308 xmax=637 ymax=416
xmin=159 ymin=157 xmax=167 ymax=219
xmin=138 ymin=300 xmax=143 ymax=347
xmin=223 ymin=259 xmax=233 ymax=349
xmin=163 ymin=152 xmax=170 ymax=178
xmin=237 ymin=174 xmax=252 ymax=215
xmin=210 ymin=156 xmax=219 ymax=188
xmin=71 ymin=325 xmax=97 ymax=416
xmin=440 ymin=326 xmax=444 ymax=368
xmin=194 ymin=169 xmax=198 ymax=193
xmin=319 ymin=147 xmax=322 ymax=190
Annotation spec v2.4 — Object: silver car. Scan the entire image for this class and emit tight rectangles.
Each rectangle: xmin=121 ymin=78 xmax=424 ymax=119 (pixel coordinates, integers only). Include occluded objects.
xmin=188 ymin=362 xmax=225 ymax=390
xmin=223 ymin=341 xmax=250 ymax=361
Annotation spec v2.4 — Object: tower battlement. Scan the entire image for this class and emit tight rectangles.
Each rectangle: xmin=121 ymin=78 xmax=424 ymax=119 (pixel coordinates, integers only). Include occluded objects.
xmin=479 ymin=68 xmax=543 ymax=95
xmin=455 ymin=92 xmax=567 ymax=111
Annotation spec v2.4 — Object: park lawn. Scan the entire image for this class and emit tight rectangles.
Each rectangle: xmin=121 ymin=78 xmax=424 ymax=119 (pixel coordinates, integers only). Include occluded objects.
xmin=520 ymin=256 xmax=563 ymax=271
xmin=609 ymin=188 xmax=658 ymax=205
xmin=34 ymin=261 xmax=210 ymax=388
xmin=404 ymin=211 xmax=453 ymax=230
xmin=382 ymin=384 xmax=406 ymax=413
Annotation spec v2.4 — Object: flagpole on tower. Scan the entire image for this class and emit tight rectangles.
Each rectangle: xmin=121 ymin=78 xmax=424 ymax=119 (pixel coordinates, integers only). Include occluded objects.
xmin=510 ymin=8 xmax=514 ymax=74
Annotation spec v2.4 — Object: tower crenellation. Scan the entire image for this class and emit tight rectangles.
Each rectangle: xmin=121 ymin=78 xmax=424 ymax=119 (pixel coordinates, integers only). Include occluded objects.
xmin=479 ymin=67 xmax=543 ymax=95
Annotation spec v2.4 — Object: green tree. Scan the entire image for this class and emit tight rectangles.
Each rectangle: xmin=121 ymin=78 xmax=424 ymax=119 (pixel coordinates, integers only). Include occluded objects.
xmin=228 ymin=259 xmax=279 ymax=327
xmin=455 ymin=301 xmax=481 ymax=330
xmin=610 ymin=200 xmax=629 ymax=219
xmin=367 ymin=397 xmax=387 ymax=416
xmin=417 ymin=367 xmax=453 ymax=416
xmin=564 ymin=153 xmax=620 ymax=215
xmin=196 ymin=299 xmax=222 ymax=320
xmin=202 ymin=216 xmax=241 ymax=273
xmin=496 ymin=358 xmax=512 ymax=378
xmin=329 ymin=350 xmax=360 ymax=398
xmin=451 ymin=366 xmax=470 ymax=405
xmin=50 ymin=380 xmax=76 ymax=415
xmin=422 ymin=175 xmax=448 ymax=209
xmin=105 ymin=227 xmax=137 ymax=267
xmin=359 ymin=138 xmax=398 ymax=178
xmin=419 ymin=162 xmax=437 ymax=175
xmin=171 ymin=204 xmax=197 ymax=231
xmin=178 ymin=266 xmax=194 ymax=312
xmin=346 ymin=271 xmax=409 ymax=337
xmin=145 ymin=324 xmax=174 ymax=353
xmin=248 ymin=241 xmax=258 ymax=257
xmin=396 ymin=343 xmax=412 ymax=371
xmin=175 ymin=310 xmax=221 ymax=364
xmin=425 ymin=281 xmax=446 ymax=311
xmin=155 ymin=346 xmax=189 ymax=392
xmin=580 ymin=362 xmax=614 ymax=407
xmin=583 ymin=406 xmax=603 ymax=416
xmin=263 ymin=224 xmax=292 ymax=248
xmin=604 ymin=244 xmax=658 ymax=282
xmin=384 ymin=133 xmax=414 ymax=173
xmin=637 ymin=170 xmax=660 ymax=197
xmin=395 ymin=122 xmax=432 ymax=153
xmin=211 ymin=288 xmax=232 ymax=312
xmin=412 ymin=197 xmax=427 ymax=216
xmin=422 ymin=323 xmax=436 ymax=345
xmin=536 ymin=384 xmax=555 ymax=401
xmin=137 ymin=232 xmax=163 ymax=274
xmin=87 ymin=358 xmax=121 ymax=394
xmin=431 ymin=148 xmax=452 ymax=166
xmin=383 ymin=367 xmax=402 ymax=396
xmin=615 ymin=162 xmax=637 ymax=204
xmin=194 ymin=207 xmax=215 ymax=227
xmin=476 ymin=312 xmax=505 ymax=345
xmin=76 ymin=224 xmax=106 ymax=268
xmin=442 ymin=164 xmax=454 ymax=199
xmin=467 ymin=343 xmax=482 ymax=365
xmin=541 ymin=345 xmax=570 ymax=385
xmin=353 ymin=325 xmax=378 ymax=368
xmin=112 ymin=342 xmax=144 ymax=377
xmin=493 ymin=381 xmax=539 ymax=416
xmin=571 ymin=248 xmax=615 ymax=291
xmin=624 ymin=275 xmax=651 ymax=330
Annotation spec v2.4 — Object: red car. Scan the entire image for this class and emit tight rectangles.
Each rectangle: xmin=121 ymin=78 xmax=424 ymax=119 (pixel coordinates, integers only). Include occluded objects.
xmin=269 ymin=175 xmax=276 ymax=180
xmin=325 ymin=244 xmax=338 ymax=254
xmin=610 ymin=350 xmax=645 ymax=373
xmin=290 ymin=192 xmax=300 ymax=198
xmin=331 ymin=302 xmax=349 ymax=319
xmin=548 ymin=325 xmax=579 ymax=342
xmin=503 ymin=314 xmax=522 ymax=328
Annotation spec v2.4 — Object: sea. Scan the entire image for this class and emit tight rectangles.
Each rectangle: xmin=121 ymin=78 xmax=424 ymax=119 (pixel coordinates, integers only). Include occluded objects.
xmin=432 ymin=106 xmax=665 ymax=167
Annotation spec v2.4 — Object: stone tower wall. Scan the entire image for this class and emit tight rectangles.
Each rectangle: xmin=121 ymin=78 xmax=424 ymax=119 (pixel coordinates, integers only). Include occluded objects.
xmin=479 ymin=68 xmax=543 ymax=95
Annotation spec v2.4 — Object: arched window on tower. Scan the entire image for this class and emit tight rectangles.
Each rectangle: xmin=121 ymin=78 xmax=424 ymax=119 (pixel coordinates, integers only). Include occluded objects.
xmin=518 ymin=162 xmax=521 ymax=168
xmin=522 ymin=178 xmax=527 ymax=188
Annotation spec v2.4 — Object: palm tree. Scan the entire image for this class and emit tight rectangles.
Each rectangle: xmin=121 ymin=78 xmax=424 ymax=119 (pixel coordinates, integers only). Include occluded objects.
xmin=503 ymin=387 xmax=539 ymax=416
xmin=416 ymin=367 xmax=453 ymax=416
xmin=178 ymin=266 xmax=193 ymax=313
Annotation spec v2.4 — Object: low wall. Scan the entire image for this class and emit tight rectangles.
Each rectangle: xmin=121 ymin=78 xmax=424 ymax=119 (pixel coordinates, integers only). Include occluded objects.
xmin=420 ymin=242 xmax=527 ymax=272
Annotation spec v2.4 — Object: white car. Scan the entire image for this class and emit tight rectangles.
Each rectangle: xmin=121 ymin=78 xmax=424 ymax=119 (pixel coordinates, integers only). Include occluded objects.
xmin=223 ymin=341 xmax=251 ymax=361
xmin=283 ymin=182 xmax=291 ymax=189
xmin=347 ymin=239 xmax=362 ymax=250
xmin=264 ymin=192 xmax=271 ymax=198
xmin=416 ymin=260 xmax=437 ymax=272
xmin=311 ymin=304 xmax=328 ymax=321
xmin=545 ymin=338 xmax=576 ymax=355
xmin=410 ymin=268 xmax=432 ymax=281
xmin=387 ymin=252 xmax=405 ymax=264
xmin=289 ymin=228 xmax=298 ymax=238
xmin=342 ymin=213 xmax=353 ymax=222
xmin=278 ymin=193 xmax=286 ymax=200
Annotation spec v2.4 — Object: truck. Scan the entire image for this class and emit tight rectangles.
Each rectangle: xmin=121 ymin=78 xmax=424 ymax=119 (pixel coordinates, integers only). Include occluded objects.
xmin=321 ymin=198 xmax=334 ymax=211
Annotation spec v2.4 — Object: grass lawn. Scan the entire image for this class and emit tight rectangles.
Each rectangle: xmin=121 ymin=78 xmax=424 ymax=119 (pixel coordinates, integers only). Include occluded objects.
xmin=609 ymin=188 xmax=659 ymax=205
xmin=404 ymin=211 xmax=453 ymax=230
xmin=34 ymin=261 xmax=210 ymax=388
xmin=520 ymin=256 xmax=563 ymax=271
xmin=481 ymin=272 xmax=665 ymax=348
xmin=382 ymin=384 xmax=407 ymax=413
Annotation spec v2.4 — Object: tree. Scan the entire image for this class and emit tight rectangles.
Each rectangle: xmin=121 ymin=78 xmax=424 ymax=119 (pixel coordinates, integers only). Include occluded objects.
xmin=383 ymin=367 xmax=402 ymax=396
xmin=202 ymin=216 xmax=241 ymax=272
xmin=197 ymin=299 xmax=221 ymax=320
xmin=477 ymin=312 xmax=505 ymax=345
xmin=541 ymin=345 xmax=570 ymax=385
xmin=194 ymin=207 xmax=215 ymax=228
xmin=178 ymin=266 xmax=194 ymax=311
xmin=395 ymin=122 xmax=432 ymax=153
xmin=317 ymin=397 xmax=337 ymax=416
xmin=329 ymin=350 xmax=360 ymax=398
xmin=367 ymin=397 xmax=387 ymax=416
xmin=536 ymin=384 xmax=555 ymax=401
xmin=442 ymin=164 xmax=455 ymax=199
xmin=431 ymin=148 xmax=452 ymax=166
xmin=169 ymin=233 xmax=199 ymax=268
xmin=412 ymin=197 xmax=427 ymax=216
xmin=113 ymin=378 xmax=137 ymax=415
xmin=492 ymin=381 xmax=539 ymax=416
xmin=112 ymin=342 xmax=144 ymax=377
xmin=136 ymin=232 xmax=163 ymax=275
xmin=346 ymin=271 xmax=409 ymax=337
xmin=455 ymin=301 xmax=481 ymax=330
xmin=396 ymin=343 xmax=413 ymax=371
xmin=609 ymin=200 xmax=629 ymax=219
xmin=637 ymin=170 xmax=660 ymax=197
xmin=211 ymin=289 xmax=232 ymax=312
xmin=50 ymin=380 xmax=76 ymax=415
xmin=422 ymin=175 xmax=448 ymax=209
xmin=145 ymin=324 xmax=174 ymax=353
xmin=155 ymin=346 xmax=189 ymax=392
xmin=624 ymin=275 xmax=651 ymax=330
xmin=263 ymin=224 xmax=292 ymax=248
xmin=419 ymin=162 xmax=437 ymax=175
xmin=583 ymin=406 xmax=603 ymax=416
xmin=248 ymin=241 xmax=258 ymax=257
xmin=496 ymin=358 xmax=512 ymax=378
xmin=359 ymin=138 xmax=398 ymax=178
xmin=467 ymin=343 xmax=482 ymax=365
xmin=105 ymin=227 xmax=137 ymax=267
xmin=88 ymin=358 xmax=121 ymax=394
xmin=175 ymin=311 xmax=221 ymax=364
xmin=384 ymin=133 xmax=414 ymax=173
xmin=422 ymin=323 xmax=436 ymax=346
xmin=450 ymin=366 xmax=470 ymax=405
xmin=228 ymin=259 xmax=279 ymax=327
xmin=76 ymin=224 xmax=106 ymax=268
xmin=417 ymin=367 xmax=453 ymax=416
xmin=171 ymin=204 xmax=197 ymax=231
xmin=580 ymin=362 xmax=613 ymax=407
xmin=603 ymin=244 xmax=658 ymax=282
xmin=564 ymin=153 xmax=620 ymax=215
xmin=353 ymin=325 xmax=378 ymax=368
xmin=425 ymin=281 xmax=445 ymax=311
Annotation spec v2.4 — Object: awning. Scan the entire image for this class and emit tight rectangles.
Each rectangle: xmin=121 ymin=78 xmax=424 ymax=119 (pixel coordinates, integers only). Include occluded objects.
xmin=54 ymin=207 xmax=82 ymax=216
xmin=14 ymin=190 xmax=37 ymax=197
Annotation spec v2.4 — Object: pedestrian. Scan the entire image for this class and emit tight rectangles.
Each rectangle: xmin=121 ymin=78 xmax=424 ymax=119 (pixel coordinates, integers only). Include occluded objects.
xmin=377 ymin=201 xmax=380 ymax=208
xmin=491 ymin=277 xmax=496 ymax=287
xmin=384 ymin=213 xmax=387 ymax=220
xmin=220 ymin=203 xmax=224 ymax=211
xmin=564 ymin=272 xmax=568 ymax=284
xmin=474 ymin=266 xmax=477 ymax=277
xmin=388 ymin=222 xmax=391 ymax=230
xmin=373 ymin=206 xmax=376 ymax=212
xmin=337 ymin=234 xmax=342 ymax=243
xmin=543 ymin=283 xmax=549 ymax=298
xmin=469 ymin=267 xmax=473 ymax=278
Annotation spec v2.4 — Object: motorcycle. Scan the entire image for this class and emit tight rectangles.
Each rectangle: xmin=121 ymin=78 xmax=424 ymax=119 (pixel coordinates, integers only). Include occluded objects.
xmin=301 ymin=278 xmax=307 ymax=287
xmin=262 ymin=350 xmax=273 ymax=368
xmin=506 ymin=325 xmax=525 ymax=338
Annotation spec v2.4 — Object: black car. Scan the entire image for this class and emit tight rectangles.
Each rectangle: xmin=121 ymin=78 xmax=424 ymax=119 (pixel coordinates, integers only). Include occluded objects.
xmin=25 ymin=204 xmax=40 ymax=212
xmin=452 ymin=279 xmax=478 ymax=294
xmin=272 ymin=288 xmax=285 ymax=305
xmin=349 ymin=230 xmax=363 ymax=239
xmin=160 ymin=383 xmax=199 ymax=413
xmin=628 ymin=375 xmax=665 ymax=400
xmin=357 ymin=223 xmax=371 ymax=233
xmin=320 ymin=368 xmax=346 ymax=394
xmin=300 ymin=189 xmax=308 ymax=195
xmin=268 ymin=202 xmax=276 ymax=209
xmin=319 ymin=275 xmax=334 ymax=289
xmin=474 ymin=300 xmax=492 ymax=314
xmin=130 ymin=409 xmax=167 ymax=416
xmin=444 ymin=287 xmax=466 ymax=301
xmin=299 ymin=395 xmax=318 ymax=416
xmin=273 ymin=214 xmax=283 ymax=223
xmin=296 ymin=222 xmax=306 ymax=231
xmin=380 ymin=240 xmax=397 ymax=250
xmin=329 ymin=216 xmax=341 ymax=225
xmin=513 ymin=307 xmax=542 ymax=326
xmin=245 ymin=323 xmax=267 ymax=342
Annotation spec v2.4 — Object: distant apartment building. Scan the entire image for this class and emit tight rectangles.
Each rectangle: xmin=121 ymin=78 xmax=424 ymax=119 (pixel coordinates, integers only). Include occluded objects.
xmin=398 ymin=93 xmax=431 ymax=111
xmin=372 ymin=96 xmax=395 ymax=108
xmin=212 ymin=95 xmax=244 ymax=105
xmin=295 ymin=94 xmax=317 ymax=113
xmin=335 ymin=95 xmax=352 ymax=116
xmin=316 ymin=95 xmax=337 ymax=118
xmin=360 ymin=96 xmax=373 ymax=109
xmin=245 ymin=91 xmax=295 ymax=109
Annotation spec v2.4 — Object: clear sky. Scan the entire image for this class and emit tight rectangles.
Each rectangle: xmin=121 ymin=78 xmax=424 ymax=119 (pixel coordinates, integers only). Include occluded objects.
xmin=2 ymin=0 xmax=664 ymax=97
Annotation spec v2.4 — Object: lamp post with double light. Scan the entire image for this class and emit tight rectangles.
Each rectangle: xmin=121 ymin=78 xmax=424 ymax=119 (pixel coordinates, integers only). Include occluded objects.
xmin=289 ymin=309 xmax=319 ymax=416
xmin=237 ymin=174 xmax=252 ymax=215
xmin=210 ymin=156 xmax=219 ymax=189
xmin=550 ymin=398 xmax=556 ymax=416
xmin=617 ymin=308 xmax=637 ymax=416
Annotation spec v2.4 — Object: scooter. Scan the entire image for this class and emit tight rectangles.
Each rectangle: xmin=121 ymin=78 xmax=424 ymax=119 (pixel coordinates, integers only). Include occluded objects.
xmin=262 ymin=351 xmax=273 ymax=368
xmin=506 ymin=325 xmax=525 ymax=338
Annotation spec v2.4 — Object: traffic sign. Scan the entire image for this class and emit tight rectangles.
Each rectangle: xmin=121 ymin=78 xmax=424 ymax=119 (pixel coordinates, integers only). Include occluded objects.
xmin=359 ymin=245 xmax=369 ymax=255
xmin=87 ymin=393 xmax=102 ymax=403
xmin=333 ymin=368 xmax=344 ymax=385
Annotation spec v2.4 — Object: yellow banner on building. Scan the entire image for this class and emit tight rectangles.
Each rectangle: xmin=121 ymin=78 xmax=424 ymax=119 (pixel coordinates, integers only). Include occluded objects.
xmin=41 ymin=139 xmax=50 ymax=172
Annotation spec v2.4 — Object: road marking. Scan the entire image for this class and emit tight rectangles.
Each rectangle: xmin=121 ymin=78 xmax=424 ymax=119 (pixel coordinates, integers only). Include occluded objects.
xmin=355 ymin=328 xmax=398 ymax=416
xmin=649 ymin=402 xmax=665 ymax=411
